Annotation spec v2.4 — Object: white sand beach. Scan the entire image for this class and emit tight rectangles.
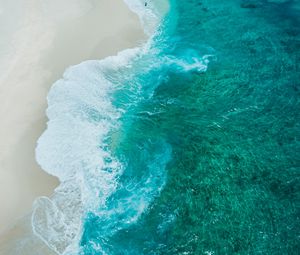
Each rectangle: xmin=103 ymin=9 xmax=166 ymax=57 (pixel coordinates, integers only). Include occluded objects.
xmin=0 ymin=0 xmax=144 ymax=253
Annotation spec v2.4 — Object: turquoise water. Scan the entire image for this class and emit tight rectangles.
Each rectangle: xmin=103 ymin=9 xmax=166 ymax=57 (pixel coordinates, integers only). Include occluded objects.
xmin=34 ymin=0 xmax=299 ymax=254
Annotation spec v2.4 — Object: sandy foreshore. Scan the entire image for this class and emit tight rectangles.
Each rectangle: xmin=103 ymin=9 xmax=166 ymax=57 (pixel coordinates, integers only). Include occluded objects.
xmin=0 ymin=0 xmax=144 ymax=253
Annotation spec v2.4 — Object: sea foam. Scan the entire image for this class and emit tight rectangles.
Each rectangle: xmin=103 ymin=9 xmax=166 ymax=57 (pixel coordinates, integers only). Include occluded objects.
xmin=32 ymin=0 xmax=210 ymax=254
xmin=32 ymin=1 xmax=163 ymax=253
xmin=33 ymin=49 xmax=140 ymax=254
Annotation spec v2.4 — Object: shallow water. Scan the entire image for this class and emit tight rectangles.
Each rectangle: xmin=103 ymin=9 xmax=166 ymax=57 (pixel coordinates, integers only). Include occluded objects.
xmin=34 ymin=0 xmax=299 ymax=254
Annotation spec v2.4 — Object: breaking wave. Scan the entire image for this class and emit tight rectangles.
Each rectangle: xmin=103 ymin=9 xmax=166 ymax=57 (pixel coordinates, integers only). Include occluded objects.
xmin=32 ymin=1 xmax=211 ymax=254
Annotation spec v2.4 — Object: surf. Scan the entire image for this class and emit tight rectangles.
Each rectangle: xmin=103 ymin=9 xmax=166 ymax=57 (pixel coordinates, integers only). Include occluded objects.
xmin=32 ymin=1 xmax=211 ymax=254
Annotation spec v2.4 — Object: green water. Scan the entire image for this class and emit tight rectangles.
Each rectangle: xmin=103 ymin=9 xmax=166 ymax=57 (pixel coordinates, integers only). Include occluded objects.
xmin=79 ymin=0 xmax=299 ymax=254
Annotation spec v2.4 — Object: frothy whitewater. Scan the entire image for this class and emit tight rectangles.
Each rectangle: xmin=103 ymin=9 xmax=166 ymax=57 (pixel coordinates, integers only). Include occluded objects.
xmin=32 ymin=1 xmax=209 ymax=254
xmin=31 ymin=0 xmax=299 ymax=254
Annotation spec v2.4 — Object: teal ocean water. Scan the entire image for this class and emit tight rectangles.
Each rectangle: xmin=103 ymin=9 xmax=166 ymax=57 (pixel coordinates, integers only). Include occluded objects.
xmin=33 ymin=0 xmax=299 ymax=254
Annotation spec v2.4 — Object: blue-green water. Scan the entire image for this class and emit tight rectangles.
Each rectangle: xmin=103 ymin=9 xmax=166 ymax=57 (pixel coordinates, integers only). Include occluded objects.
xmin=34 ymin=0 xmax=299 ymax=254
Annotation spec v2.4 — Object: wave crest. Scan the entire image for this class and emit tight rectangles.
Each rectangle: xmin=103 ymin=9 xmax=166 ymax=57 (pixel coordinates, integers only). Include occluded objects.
xmin=33 ymin=49 xmax=139 ymax=254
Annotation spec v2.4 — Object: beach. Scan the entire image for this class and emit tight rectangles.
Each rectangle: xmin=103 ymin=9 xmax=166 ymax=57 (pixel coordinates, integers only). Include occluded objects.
xmin=1 ymin=0 xmax=299 ymax=254
xmin=0 ymin=0 xmax=144 ymax=253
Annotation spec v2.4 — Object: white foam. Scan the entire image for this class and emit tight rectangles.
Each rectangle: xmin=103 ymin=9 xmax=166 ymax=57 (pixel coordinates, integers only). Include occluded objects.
xmin=123 ymin=0 xmax=170 ymax=35
xmin=32 ymin=48 xmax=142 ymax=254
xmin=31 ymin=1 xmax=205 ymax=253
xmin=32 ymin=37 xmax=211 ymax=255
xmin=32 ymin=1 xmax=164 ymax=253
xmin=169 ymin=54 xmax=214 ymax=73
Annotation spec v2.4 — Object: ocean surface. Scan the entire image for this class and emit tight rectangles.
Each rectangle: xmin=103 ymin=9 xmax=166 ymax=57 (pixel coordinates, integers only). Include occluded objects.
xmin=33 ymin=0 xmax=299 ymax=254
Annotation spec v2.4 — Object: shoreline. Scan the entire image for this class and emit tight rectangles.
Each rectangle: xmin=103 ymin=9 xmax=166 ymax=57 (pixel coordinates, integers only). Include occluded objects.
xmin=0 ymin=0 xmax=145 ymax=252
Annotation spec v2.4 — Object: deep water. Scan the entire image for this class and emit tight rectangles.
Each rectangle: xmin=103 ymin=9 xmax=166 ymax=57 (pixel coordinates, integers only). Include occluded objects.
xmin=35 ymin=0 xmax=300 ymax=254
xmin=80 ymin=0 xmax=300 ymax=254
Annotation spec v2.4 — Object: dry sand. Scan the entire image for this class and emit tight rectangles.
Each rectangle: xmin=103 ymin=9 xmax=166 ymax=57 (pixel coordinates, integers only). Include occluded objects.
xmin=0 ymin=0 xmax=144 ymax=253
